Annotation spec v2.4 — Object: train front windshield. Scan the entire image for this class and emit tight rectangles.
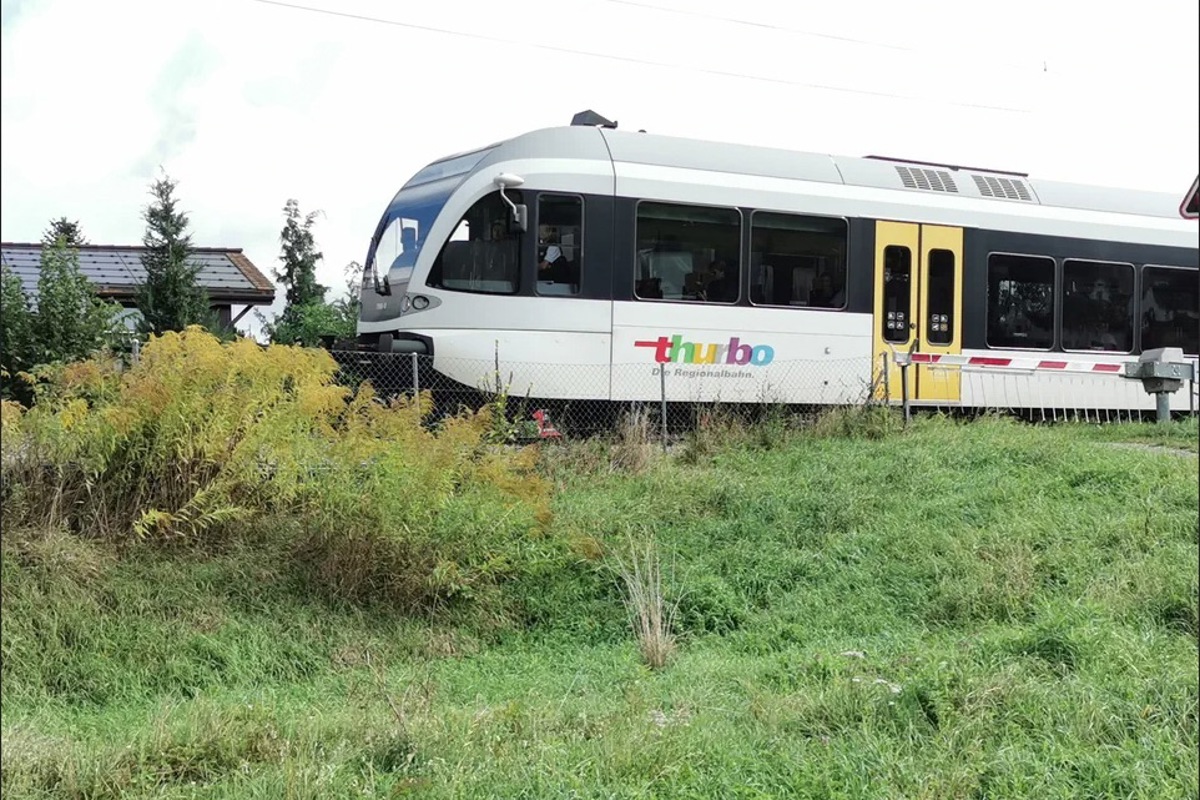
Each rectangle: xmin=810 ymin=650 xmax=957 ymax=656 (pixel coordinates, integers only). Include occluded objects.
xmin=367 ymin=182 xmax=455 ymax=289
xmin=366 ymin=146 xmax=498 ymax=292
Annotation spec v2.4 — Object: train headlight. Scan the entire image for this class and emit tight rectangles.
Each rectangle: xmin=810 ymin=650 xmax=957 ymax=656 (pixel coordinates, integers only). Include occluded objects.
xmin=411 ymin=295 xmax=430 ymax=310
xmin=401 ymin=296 xmax=412 ymax=313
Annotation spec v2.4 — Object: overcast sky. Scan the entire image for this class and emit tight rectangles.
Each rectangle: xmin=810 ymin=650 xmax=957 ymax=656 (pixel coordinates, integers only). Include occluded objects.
xmin=2 ymin=0 xmax=1197 ymax=338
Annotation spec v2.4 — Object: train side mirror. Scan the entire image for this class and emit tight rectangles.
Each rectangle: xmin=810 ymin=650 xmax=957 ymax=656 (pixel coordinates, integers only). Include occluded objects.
xmin=373 ymin=272 xmax=390 ymax=296
xmin=495 ymin=173 xmax=528 ymax=232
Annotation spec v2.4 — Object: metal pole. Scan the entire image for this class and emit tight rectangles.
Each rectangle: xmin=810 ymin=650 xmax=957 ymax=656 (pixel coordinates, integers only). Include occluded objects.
xmin=900 ymin=362 xmax=911 ymax=428
xmin=660 ymin=367 xmax=668 ymax=453
xmin=1155 ymin=392 xmax=1170 ymax=424
xmin=410 ymin=351 xmax=421 ymax=429
xmin=882 ymin=353 xmax=890 ymax=405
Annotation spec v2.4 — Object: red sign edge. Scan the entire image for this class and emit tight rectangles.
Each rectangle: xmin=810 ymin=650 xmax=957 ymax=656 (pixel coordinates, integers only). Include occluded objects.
xmin=1182 ymin=175 xmax=1200 ymax=219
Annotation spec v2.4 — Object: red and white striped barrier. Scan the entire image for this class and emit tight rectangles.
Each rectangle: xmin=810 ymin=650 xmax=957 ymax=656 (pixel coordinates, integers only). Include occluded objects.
xmin=906 ymin=353 xmax=1127 ymax=375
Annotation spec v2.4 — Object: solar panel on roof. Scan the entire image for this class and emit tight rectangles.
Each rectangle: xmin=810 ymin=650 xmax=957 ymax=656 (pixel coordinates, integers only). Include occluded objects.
xmin=2 ymin=244 xmax=270 ymax=302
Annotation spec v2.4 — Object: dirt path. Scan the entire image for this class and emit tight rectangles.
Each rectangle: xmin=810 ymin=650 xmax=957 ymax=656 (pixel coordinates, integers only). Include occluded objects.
xmin=1103 ymin=442 xmax=1198 ymax=459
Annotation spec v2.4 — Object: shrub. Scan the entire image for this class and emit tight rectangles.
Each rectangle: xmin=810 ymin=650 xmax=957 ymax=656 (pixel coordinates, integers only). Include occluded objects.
xmin=1 ymin=263 xmax=35 ymax=400
xmin=0 ymin=327 xmax=555 ymax=614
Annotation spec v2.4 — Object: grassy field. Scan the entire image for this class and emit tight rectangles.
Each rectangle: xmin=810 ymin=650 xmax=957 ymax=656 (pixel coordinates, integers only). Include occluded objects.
xmin=2 ymin=413 xmax=1197 ymax=799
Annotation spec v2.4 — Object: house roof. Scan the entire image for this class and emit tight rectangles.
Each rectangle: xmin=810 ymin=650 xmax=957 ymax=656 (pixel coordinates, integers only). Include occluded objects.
xmin=0 ymin=242 xmax=276 ymax=306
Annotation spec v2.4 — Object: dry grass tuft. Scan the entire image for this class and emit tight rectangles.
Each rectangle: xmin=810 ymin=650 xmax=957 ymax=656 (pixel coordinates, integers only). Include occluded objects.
xmin=610 ymin=408 xmax=656 ymax=474
xmin=607 ymin=533 xmax=680 ymax=670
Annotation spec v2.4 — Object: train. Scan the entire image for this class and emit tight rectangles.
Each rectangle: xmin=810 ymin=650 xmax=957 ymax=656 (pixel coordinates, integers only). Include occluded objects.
xmin=352 ymin=110 xmax=1198 ymax=415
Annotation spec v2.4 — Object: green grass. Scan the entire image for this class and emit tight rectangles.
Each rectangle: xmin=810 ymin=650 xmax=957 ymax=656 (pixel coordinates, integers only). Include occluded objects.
xmin=1069 ymin=413 xmax=1198 ymax=453
xmin=2 ymin=414 xmax=1197 ymax=799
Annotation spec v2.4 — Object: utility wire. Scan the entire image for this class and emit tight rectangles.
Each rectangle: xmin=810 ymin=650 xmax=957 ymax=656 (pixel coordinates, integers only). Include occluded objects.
xmin=249 ymin=0 xmax=1032 ymax=114
xmin=599 ymin=0 xmax=1040 ymax=73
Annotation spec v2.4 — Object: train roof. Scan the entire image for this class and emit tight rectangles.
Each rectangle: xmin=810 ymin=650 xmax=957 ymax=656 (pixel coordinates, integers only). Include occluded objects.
xmin=425 ymin=123 xmax=1190 ymax=223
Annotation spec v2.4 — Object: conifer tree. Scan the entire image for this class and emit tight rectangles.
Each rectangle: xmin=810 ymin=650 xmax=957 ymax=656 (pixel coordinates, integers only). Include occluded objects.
xmin=135 ymin=172 xmax=213 ymax=335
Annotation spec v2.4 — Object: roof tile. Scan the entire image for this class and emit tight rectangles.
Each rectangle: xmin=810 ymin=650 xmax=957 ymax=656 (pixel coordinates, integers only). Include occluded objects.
xmin=0 ymin=243 xmax=276 ymax=305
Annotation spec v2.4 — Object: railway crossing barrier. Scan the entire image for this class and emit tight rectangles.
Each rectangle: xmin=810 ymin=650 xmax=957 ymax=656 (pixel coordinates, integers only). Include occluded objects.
xmin=1122 ymin=347 xmax=1196 ymax=423
xmin=894 ymin=348 xmax=1197 ymax=424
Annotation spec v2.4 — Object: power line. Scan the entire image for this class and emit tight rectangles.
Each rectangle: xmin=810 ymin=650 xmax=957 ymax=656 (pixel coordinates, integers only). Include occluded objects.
xmin=599 ymin=0 xmax=1040 ymax=73
xmin=248 ymin=0 xmax=1032 ymax=114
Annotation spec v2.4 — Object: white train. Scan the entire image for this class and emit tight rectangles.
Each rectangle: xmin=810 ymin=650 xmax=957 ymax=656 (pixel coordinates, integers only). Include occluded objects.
xmin=355 ymin=111 xmax=1198 ymax=413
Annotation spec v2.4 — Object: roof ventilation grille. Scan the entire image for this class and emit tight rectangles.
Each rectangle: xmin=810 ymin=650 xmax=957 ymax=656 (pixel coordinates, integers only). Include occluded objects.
xmin=972 ymin=174 xmax=1033 ymax=201
xmin=895 ymin=165 xmax=958 ymax=193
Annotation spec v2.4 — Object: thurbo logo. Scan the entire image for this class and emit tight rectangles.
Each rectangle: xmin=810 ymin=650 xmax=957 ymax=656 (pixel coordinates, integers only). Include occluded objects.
xmin=634 ymin=334 xmax=775 ymax=366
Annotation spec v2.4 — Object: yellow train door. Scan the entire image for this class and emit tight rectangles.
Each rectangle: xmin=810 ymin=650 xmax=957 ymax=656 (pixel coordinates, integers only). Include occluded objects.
xmin=872 ymin=221 xmax=964 ymax=404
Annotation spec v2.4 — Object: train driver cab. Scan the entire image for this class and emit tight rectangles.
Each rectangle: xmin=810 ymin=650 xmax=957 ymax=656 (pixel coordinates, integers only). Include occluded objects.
xmin=536 ymin=194 xmax=582 ymax=296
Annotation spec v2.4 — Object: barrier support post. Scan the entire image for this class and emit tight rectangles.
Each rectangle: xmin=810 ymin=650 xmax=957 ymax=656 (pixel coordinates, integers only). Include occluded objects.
xmin=889 ymin=342 xmax=916 ymax=429
xmin=1122 ymin=347 xmax=1194 ymax=424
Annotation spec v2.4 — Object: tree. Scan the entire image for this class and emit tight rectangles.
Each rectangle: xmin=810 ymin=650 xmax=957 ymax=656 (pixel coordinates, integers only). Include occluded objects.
xmin=321 ymin=260 xmax=361 ymax=344
xmin=2 ymin=224 xmax=124 ymax=401
xmin=34 ymin=233 xmax=124 ymax=365
xmin=265 ymin=302 xmax=356 ymax=348
xmin=333 ymin=260 xmax=362 ymax=329
xmin=276 ymin=199 xmax=326 ymax=309
xmin=262 ymin=259 xmax=360 ymax=348
xmin=268 ymin=200 xmax=351 ymax=347
xmin=1 ymin=263 xmax=35 ymax=398
xmin=135 ymin=172 xmax=214 ymax=336
xmin=43 ymin=217 xmax=88 ymax=247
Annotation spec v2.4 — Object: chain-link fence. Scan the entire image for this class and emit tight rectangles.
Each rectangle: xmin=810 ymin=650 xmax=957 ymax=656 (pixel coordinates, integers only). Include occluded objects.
xmin=326 ymin=350 xmax=881 ymax=438
xmin=102 ymin=336 xmax=1196 ymax=439
xmin=326 ymin=349 xmax=1199 ymax=438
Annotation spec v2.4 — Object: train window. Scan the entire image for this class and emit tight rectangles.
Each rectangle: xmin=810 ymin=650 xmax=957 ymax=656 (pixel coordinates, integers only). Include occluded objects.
xmin=536 ymin=195 xmax=582 ymax=296
xmin=881 ymin=246 xmax=912 ymax=343
xmin=1061 ymin=259 xmax=1134 ymax=352
xmin=926 ymin=249 xmax=955 ymax=345
xmin=1141 ymin=266 xmax=1199 ymax=355
xmin=986 ymin=254 xmax=1055 ymax=349
xmin=749 ymin=212 xmax=847 ymax=309
xmin=372 ymin=217 xmax=411 ymax=282
xmin=635 ymin=202 xmax=740 ymax=303
xmin=427 ymin=190 xmax=521 ymax=295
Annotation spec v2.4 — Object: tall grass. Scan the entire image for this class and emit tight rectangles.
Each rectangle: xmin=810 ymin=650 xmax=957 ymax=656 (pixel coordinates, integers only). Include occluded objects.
xmin=610 ymin=406 xmax=656 ymax=473
xmin=607 ymin=533 xmax=680 ymax=670
xmin=1 ymin=394 xmax=1196 ymax=798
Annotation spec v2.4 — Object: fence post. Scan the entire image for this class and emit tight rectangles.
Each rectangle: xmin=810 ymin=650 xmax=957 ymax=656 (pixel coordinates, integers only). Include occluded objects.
xmin=494 ymin=340 xmax=502 ymax=396
xmin=881 ymin=353 xmax=890 ymax=405
xmin=660 ymin=367 xmax=668 ymax=453
xmin=131 ymin=336 xmax=140 ymax=365
xmin=410 ymin=351 xmax=419 ymax=396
